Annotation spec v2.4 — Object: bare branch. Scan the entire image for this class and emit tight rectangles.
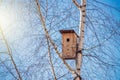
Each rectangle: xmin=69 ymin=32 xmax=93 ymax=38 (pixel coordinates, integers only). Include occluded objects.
xmin=35 ymin=0 xmax=76 ymax=76
xmin=46 ymin=37 xmax=57 ymax=80
xmin=0 ymin=27 xmax=22 ymax=80
xmin=72 ymin=0 xmax=82 ymax=9
xmin=93 ymin=0 xmax=120 ymax=12
xmin=0 ymin=58 xmax=18 ymax=80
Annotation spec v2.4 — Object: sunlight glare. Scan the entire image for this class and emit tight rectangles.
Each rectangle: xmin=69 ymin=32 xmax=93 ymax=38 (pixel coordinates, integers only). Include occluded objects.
xmin=0 ymin=6 xmax=15 ymax=32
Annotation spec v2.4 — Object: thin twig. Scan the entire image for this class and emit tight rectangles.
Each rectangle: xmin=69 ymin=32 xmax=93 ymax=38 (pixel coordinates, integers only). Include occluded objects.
xmin=0 ymin=26 xmax=22 ymax=80
xmin=46 ymin=37 xmax=57 ymax=80
xmin=35 ymin=0 xmax=76 ymax=76
xmin=72 ymin=0 xmax=82 ymax=9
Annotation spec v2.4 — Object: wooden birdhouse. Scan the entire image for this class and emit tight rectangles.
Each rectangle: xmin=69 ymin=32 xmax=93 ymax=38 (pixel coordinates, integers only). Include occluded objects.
xmin=60 ymin=30 xmax=78 ymax=60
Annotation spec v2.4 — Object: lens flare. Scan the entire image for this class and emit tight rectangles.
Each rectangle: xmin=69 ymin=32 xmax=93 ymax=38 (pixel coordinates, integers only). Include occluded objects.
xmin=0 ymin=6 xmax=15 ymax=32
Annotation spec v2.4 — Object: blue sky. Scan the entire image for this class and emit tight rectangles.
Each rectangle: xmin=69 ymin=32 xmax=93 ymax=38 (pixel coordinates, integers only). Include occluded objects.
xmin=0 ymin=0 xmax=120 ymax=80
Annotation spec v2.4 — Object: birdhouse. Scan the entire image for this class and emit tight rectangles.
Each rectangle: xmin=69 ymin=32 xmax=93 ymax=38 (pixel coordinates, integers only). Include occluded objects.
xmin=60 ymin=30 xmax=78 ymax=60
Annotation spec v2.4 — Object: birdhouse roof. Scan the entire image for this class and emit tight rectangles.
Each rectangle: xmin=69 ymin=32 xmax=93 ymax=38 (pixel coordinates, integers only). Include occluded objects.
xmin=59 ymin=30 xmax=79 ymax=37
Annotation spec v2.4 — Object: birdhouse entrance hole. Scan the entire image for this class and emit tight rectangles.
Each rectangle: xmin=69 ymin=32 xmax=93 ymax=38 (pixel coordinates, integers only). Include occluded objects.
xmin=67 ymin=38 xmax=70 ymax=42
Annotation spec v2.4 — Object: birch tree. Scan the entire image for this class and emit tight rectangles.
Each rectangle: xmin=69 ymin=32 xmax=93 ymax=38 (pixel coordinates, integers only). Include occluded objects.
xmin=0 ymin=0 xmax=120 ymax=80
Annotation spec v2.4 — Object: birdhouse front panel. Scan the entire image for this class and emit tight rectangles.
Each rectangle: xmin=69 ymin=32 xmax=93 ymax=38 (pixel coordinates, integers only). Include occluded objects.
xmin=60 ymin=30 xmax=78 ymax=59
